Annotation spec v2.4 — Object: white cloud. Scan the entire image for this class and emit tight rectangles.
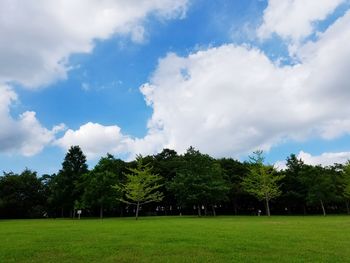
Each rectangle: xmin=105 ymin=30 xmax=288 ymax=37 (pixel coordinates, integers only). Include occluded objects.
xmin=138 ymin=47 xmax=294 ymax=157
xmin=55 ymin=121 xmax=168 ymax=159
xmin=258 ymin=0 xmax=345 ymax=42
xmin=0 ymin=0 xmax=188 ymax=156
xmin=55 ymin=122 xmax=132 ymax=159
xmin=0 ymin=85 xmax=65 ymax=156
xmin=53 ymin=9 xmax=350 ymax=161
xmin=55 ymin=9 xmax=350 ymax=160
xmin=4 ymin=1 xmax=349 ymax=161
xmin=274 ymin=160 xmax=288 ymax=171
xmin=0 ymin=0 xmax=189 ymax=88
xmin=298 ymin=151 xmax=350 ymax=166
xmin=276 ymin=151 xmax=350 ymax=169
xmin=17 ymin=112 xmax=65 ymax=156
xmin=130 ymin=10 xmax=350 ymax=158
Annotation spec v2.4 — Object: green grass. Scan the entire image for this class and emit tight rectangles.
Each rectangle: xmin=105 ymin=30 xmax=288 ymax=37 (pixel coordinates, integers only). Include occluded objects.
xmin=0 ymin=216 xmax=349 ymax=262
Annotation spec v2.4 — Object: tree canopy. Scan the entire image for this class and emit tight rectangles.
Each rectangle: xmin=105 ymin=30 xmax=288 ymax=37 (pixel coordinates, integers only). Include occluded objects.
xmin=54 ymin=145 xmax=89 ymax=217
xmin=115 ymin=156 xmax=163 ymax=219
xmin=169 ymin=147 xmax=229 ymax=216
xmin=2 ymin=146 xmax=350 ymax=219
xmin=242 ymin=151 xmax=284 ymax=216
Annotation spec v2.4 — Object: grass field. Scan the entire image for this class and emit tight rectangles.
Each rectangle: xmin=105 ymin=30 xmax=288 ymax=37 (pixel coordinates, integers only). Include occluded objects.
xmin=0 ymin=216 xmax=349 ymax=262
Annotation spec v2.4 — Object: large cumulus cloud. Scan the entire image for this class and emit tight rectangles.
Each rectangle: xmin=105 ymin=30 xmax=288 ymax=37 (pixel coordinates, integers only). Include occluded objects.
xmin=132 ymin=10 xmax=350 ymax=158
xmin=58 ymin=9 xmax=350 ymax=160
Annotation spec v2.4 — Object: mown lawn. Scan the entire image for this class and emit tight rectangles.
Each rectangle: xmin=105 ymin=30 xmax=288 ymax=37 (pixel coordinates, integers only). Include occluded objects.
xmin=0 ymin=216 xmax=349 ymax=262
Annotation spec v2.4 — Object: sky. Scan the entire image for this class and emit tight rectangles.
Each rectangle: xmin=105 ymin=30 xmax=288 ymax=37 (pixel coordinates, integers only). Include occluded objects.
xmin=1 ymin=0 xmax=350 ymax=174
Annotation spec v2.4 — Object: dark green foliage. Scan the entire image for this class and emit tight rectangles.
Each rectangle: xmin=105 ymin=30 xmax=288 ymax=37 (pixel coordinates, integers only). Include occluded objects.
xmin=300 ymin=165 xmax=340 ymax=216
xmin=342 ymin=162 xmax=350 ymax=213
xmin=2 ymin=147 xmax=350 ymax=218
xmin=54 ymin=146 xmax=89 ymax=217
xmin=152 ymin=149 xmax=181 ymax=214
xmin=169 ymin=147 xmax=229 ymax=216
xmin=280 ymin=154 xmax=308 ymax=214
xmin=81 ymin=154 xmax=125 ymax=218
xmin=218 ymin=158 xmax=250 ymax=214
xmin=0 ymin=169 xmax=45 ymax=218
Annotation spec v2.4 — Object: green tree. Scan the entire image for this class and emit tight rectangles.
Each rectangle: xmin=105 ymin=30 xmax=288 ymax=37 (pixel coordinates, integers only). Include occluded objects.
xmin=343 ymin=161 xmax=350 ymax=214
xmin=40 ymin=173 xmax=59 ymax=217
xmin=281 ymin=154 xmax=308 ymax=214
xmin=300 ymin=165 xmax=339 ymax=216
xmin=115 ymin=156 xmax=163 ymax=220
xmin=55 ymin=146 xmax=88 ymax=217
xmin=0 ymin=169 xmax=45 ymax=218
xmin=153 ymin=149 xmax=180 ymax=215
xmin=242 ymin=151 xmax=284 ymax=216
xmin=218 ymin=158 xmax=249 ymax=215
xmin=169 ymin=147 xmax=229 ymax=216
xmin=82 ymin=154 xmax=125 ymax=218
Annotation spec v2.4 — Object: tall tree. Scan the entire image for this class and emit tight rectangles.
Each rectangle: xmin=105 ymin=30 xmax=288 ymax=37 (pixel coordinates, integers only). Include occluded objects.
xmin=153 ymin=149 xmax=180 ymax=215
xmin=40 ymin=173 xmax=59 ymax=217
xmin=82 ymin=154 xmax=125 ymax=218
xmin=281 ymin=154 xmax=308 ymax=214
xmin=343 ymin=161 xmax=350 ymax=214
xmin=115 ymin=156 xmax=163 ymax=220
xmin=169 ymin=147 xmax=229 ymax=216
xmin=242 ymin=151 xmax=284 ymax=216
xmin=218 ymin=158 xmax=249 ymax=215
xmin=55 ymin=146 xmax=88 ymax=217
xmin=300 ymin=165 xmax=339 ymax=216
xmin=328 ymin=164 xmax=346 ymax=213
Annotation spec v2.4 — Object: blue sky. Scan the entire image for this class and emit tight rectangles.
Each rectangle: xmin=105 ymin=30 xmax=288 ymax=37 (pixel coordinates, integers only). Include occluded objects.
xmin=1 ymin=0 xmax=350 ymax=174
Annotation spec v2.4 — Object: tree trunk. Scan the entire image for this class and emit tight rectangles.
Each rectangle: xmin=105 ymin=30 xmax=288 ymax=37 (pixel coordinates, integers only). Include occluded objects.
xmin=212 ymin=205 xmax=216 ymax=216
xmin=73 ymin=208 xmax=76 ymax=219
xmin=135 ymin=202 xmax=140 ymax=220
xmin=320 ymin=199 xmax=326 ymax=216
xmin=204 ymin=205 xmax=207 ymax=216
xmin=345 ymin=200 xmax=350 ymax=215
xmin=61 ymin=207 xmax=64 ymax=218
xmin=265 ymin=197 xmax=271 ymax=216
xmin=197 ymin=204 xmax=201 ymax=217
xmin=100 ymin=205 xmax=103 ymax=219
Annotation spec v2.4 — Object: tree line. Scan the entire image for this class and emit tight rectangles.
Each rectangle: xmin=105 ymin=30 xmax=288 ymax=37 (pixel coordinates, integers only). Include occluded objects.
xmin=1 ymin=145 xmax=350 ymax=219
